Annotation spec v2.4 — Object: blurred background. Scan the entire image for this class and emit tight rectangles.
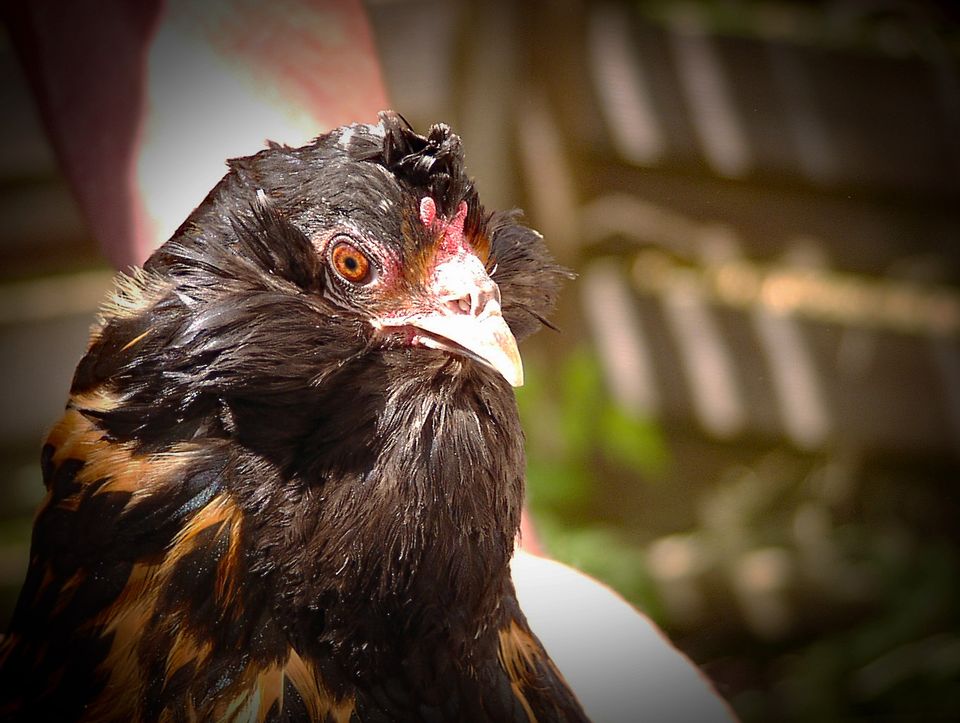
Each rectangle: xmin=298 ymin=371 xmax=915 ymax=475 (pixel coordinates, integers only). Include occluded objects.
xmin=2 ymin=0 xmax=959 ymax=719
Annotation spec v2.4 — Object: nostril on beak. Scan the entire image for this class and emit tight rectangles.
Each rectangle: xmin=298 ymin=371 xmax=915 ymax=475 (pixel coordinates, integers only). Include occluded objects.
xmin=446 ymin=293 xmax=478 ymax=316
xmin=433 ymin=253 xmax=503 ymax=317
xmin=445 ymin=284 xmax=501 ymax=317
xmin=471 ymin=284 xmax=501 ymax=317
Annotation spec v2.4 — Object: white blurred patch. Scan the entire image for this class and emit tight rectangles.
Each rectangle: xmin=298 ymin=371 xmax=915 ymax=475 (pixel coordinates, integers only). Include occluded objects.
xmin=137 ymin=19 xmax=321 ymax=252
xmin=512 ymin=551 xmax=734 ymax=722
xmin=588 ymin=4 xmax=665 ymax=166
xmin=582 ymin=261 xmax=659 ymax=417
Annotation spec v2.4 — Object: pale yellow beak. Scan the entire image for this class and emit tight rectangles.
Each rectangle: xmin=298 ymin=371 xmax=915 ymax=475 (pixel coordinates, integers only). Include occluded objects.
xmin=372 ymin=252 xmax=523 ymax=387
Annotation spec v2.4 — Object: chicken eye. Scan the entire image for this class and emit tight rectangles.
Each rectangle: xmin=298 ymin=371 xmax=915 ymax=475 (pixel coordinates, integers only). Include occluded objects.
xmin=330 ymin=241 xmax=373 ymax=284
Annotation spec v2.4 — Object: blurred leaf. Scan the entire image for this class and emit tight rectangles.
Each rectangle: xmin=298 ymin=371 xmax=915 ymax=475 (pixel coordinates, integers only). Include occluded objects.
xmin=526 ymin=458 xmax=591 ymax=513
xmin=558 ymin=347 xmax=605 ymax=461
xmin=598 ymin=403 xmax=669 ymax=478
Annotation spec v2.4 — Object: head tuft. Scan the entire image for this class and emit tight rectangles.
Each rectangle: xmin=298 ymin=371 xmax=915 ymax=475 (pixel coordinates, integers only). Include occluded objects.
xmin=350 ymin=111 xmax=474 ymax=218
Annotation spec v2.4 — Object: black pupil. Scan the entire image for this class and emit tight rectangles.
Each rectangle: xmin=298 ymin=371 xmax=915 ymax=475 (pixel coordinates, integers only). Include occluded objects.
xmin=344 ymin=256 xmax=358 ymax=271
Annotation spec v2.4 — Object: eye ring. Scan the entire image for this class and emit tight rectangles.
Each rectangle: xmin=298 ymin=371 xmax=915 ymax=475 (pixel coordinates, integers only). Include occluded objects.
xmin=330 ymin=240 xmax=374 ymax=284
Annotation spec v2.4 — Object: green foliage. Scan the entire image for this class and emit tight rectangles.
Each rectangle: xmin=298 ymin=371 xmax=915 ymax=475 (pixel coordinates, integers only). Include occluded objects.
xmin=599 ymin=403 xmax=669 ymax=480
xmin=517 ymin=346 xmax=670 ymax=618
xmin=517 ymin=346 xmax=669 ymax=515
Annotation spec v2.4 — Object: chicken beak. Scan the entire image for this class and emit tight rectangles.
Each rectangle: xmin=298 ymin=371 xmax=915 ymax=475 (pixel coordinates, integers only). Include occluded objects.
xmin=411 ymin=301 xmax=523 ymax=387
xmin=373 ymin=253 xmax=524 ymax=387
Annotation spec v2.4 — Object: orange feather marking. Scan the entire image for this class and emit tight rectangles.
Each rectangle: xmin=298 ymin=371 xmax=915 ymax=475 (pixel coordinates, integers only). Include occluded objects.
xmin=498 ymin=619 xmax=567 ymax=723
xmin=255 ymin=664 xmax=284 ymax=721
xmin=164 ymin=627 xmax=213 ymax=686
xmin=120 ymin=328 xmax=151 ymax=352
xmin=282 ymin=647 xmax=355 ymax=722
xmin=69 ymin=387 xmax=122 ymax=413
xmin=50 ymin=570 xmax=85 ymax=616
xmin=215 ymin=506 xmax=244 ymax=612
xmin=85 ymin=564 xmax=160 ymax=720
xmin=43 ymin=403 xmax=196 ymax=519
xmin=158 ymin=494 xmax=241 ymax=582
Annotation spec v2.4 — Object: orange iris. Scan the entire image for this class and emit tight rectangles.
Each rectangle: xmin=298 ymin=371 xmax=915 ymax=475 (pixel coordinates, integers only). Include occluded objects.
xmin=331 ymin=241 xmax=372 ymax=284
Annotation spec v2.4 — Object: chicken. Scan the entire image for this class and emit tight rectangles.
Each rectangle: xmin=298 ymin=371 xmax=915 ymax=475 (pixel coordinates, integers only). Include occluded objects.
xmin=0 ymin=111 xmax=587 ymax=721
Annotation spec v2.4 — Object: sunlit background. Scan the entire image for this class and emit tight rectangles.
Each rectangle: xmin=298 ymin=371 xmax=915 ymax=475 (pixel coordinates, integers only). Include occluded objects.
xmin=2 ymin=1 xmax=959 ymax=720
